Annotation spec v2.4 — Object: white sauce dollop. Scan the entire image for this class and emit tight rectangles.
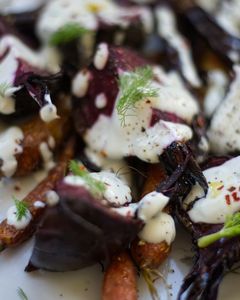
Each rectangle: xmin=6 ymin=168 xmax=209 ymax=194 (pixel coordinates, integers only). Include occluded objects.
xmin=95 ymin=93 xmax=107 ymax=109
xmin=85 ymin=68 xmax=196 ymax=163
xmin=204 ymin=70 xmax=228 ymax=117
xmin=93 ymin=43 xmax=109 ymax=70
xmin=39 ymin=141 xmax=55 ymax=171
xmin=34 ymin=201 xmax=46 ymax=208
xmin=156 ymin=6 xmax=201 ymax=87
xmin=138 ymin=212 xmax=175 ymax=245
xmin=0 ymin=126 xmax=24 ymax=177
xmin=114 ymin=191 xmax=176 ymax=244
xmin=45 ymin=190 xmax=59 ymax=206
xmin=185 ymin=156 xmax=240 ymax=224
xmin=208 ymin=65 xmax=240 ymax=154
xmin=137 ymin=192 xmax=175 ymax=244
xmin=7 ymin=205 xmax=31 ymax=230
xmin=40 ymin=103 xmax=59 ymax=123
xmin=72 ymin=70 xmax=91 ymax=98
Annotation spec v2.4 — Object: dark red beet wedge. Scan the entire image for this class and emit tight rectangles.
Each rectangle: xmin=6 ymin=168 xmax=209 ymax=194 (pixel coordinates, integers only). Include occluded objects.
xmin=26 ymin=181 xmax=142 ymax=272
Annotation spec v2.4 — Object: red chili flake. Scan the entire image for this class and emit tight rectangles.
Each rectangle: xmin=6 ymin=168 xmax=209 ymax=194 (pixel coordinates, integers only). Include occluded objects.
xmin=228 ymin=186 xmax=236 ymax=192
xmin=232 ymin=192 xmax=240 ymax=202
xmin=217 ymin=185 xmax=224 ymax=190
xmin=225 ymin=194 xmax=231 ymax=205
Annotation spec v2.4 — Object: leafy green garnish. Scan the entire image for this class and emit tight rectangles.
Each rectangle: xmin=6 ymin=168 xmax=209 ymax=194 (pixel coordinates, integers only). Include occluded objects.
xmin=49 ymin=23 xmax=90 ymax=46
xmin=0 ymin=82 xmax=11 ymax=97
xmin=69 ymin=160 xmax=106 ymax=198
xmin=14 ymin=198 xmax=28 ymax=221
xmin=198 ymin=212 xmax=240 ymax=248
xmin=117 ymin=66 xmax=158 ymax=126
xmin=17 ymin=287 xmax=28 ymax=300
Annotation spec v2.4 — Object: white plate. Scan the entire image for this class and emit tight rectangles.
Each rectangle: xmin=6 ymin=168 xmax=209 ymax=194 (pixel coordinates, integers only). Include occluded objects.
xmin=0 ymin=173 xmax=239 ymax=300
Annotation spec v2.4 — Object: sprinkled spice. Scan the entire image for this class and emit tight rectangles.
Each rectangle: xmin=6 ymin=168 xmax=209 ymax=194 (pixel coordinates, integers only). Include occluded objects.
xmin=228 ymin=186 xmax=236 ymax=192
xmin=225 ymin=194 xmax=231 ymax=205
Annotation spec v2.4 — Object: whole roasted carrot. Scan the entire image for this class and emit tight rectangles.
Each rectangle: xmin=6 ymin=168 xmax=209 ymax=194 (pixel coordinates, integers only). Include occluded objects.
xmin=102 ymin=251 xmax=138 ymax=300
xmin=0 ymin=137 xmax=75 ymax=250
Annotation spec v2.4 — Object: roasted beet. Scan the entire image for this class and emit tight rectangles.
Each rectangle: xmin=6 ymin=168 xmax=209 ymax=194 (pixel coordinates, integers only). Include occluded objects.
xmin=182 ymin=6 xmax=240 ymax=67
xmin=176 ymin=156 xmax=240 ymax=300
xmin=73 ymin=46 xmax=147 ymax=133
xmin=26 ymin=182 xmax=142 ymax=272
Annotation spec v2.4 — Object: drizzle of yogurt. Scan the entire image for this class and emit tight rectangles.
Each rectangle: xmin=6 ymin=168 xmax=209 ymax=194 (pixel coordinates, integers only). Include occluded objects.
xmin=0 ymin=126 xmax=24 ymax=177
xmin=156 ymin=6 xmax=201 ymax=87
xmin=185 ymin=156 xmax=240 ymax=224
xmin=208 ymin=65 xmax=240 ymax=154
xmin=93 ymin=43 xmax=109 ymax=70
xmin=72 ymin=70 xmax=91 ymax=98
xmin=84 ymin=67 xmax=197 ymax=163
xmin=45 ymin=190 xmax=59 ymax=206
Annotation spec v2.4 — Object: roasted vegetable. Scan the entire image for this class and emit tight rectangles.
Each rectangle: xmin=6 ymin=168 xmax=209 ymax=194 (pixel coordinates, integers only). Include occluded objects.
xmin=102 ymin=251 xmax=138 ymax=300
xmin=26 ymin=179 xmax=143 ymax=272
xmin=0 ymin=137 xmax=75 ymax=250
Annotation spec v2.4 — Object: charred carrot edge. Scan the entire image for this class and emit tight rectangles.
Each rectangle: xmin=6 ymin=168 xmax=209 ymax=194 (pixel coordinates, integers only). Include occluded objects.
xmin=0 ymin=137 xmax=75 ymax=250
xmin=102 ymin=251 xmax=138 ymax=300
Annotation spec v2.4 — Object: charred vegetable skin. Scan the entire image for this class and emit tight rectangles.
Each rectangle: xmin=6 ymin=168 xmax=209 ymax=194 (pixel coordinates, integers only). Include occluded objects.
xmin=26 ymin=181 xmax=142 ymax=272
xmin=181 ymin=6 xmax=240 ymax=67
xmin=176 ymin=157 xmax=240 ymax=300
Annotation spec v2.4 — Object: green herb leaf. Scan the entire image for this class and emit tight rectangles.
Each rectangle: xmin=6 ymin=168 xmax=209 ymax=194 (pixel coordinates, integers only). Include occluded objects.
xmin=69 ymin=160 xmax=106 ymax=198
xmin=17 ymin=287 xmax=28 ymax=300
xmin=0 ymin=82 xmax=11 ymax=97
xmin=198 ymin=212 xmax=240 ymax=248
xmin=49 ymin=23 xmax=90 ymax=46
xmin=117 ymin=66 xmax=158 ymax=126
xmin=14 ymin=198 xmax=28 ymax=221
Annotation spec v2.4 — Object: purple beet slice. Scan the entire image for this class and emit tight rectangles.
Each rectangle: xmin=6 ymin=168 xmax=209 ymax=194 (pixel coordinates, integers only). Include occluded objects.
xmin=26 ymin=181 xmax=143 ymax=272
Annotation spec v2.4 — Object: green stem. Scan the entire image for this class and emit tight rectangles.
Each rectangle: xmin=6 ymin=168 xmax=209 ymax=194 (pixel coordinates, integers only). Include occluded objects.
xmin=198 ymin=227 xmax=240 ymax=248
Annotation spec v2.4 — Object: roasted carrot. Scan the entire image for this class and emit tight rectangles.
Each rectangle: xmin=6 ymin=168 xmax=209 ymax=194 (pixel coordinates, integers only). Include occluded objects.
xmin=13 ymin=110 xmax=71 ymax=177
xmin=102 ymin=252 xmax=138 ymax=300
xmin=0 ymin=137 xmax=75 ymax=249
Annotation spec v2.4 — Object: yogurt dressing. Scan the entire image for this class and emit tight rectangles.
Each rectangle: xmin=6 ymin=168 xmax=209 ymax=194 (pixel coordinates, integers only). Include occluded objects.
xmin=0 ymin=0 xmax=47 ymax=14
xmin=208 ymin=65 xmax=240 ymax=154
xmin=156 ymin=6 xmax=201 ymax=87
xmin=114 ymin=191 xmax=176 ymax=244
xmin=0 ymin=126 xmax=24 ymax=177
xmin=204 ymin=69 xmax=228 ymax=117
xmin=64 ymin=169 xmax=132 ymax=206
xmin=84 ymin=67 xmax=198 ymax=163
xmin=37 ymin=0 xmax=151 ymax=43
xmin=185 ymin=156 xmax=240 ymax=224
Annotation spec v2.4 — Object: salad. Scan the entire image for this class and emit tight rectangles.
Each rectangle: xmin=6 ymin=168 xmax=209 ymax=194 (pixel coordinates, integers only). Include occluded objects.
xmin=0 ymin=0 xmax=240 ymax=299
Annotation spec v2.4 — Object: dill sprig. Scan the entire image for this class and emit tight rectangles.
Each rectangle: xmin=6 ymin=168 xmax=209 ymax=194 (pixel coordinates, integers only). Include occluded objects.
xmin=69 ymin=160 xmax=106 ymax=198
xmin=14 ymin=198 xmax=28 ymax=221
xmin=0 ymin=82 xmax=11 ymax=97
xmin=117 ymin=66 xmax=158 ymax=126
xmin=198 ymin=212 xmax=240 ymax=248
xmin=17 ymin=287 xmax=28 ymax=300
xmin=49 ymin=23 xmax=90 ymax=46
